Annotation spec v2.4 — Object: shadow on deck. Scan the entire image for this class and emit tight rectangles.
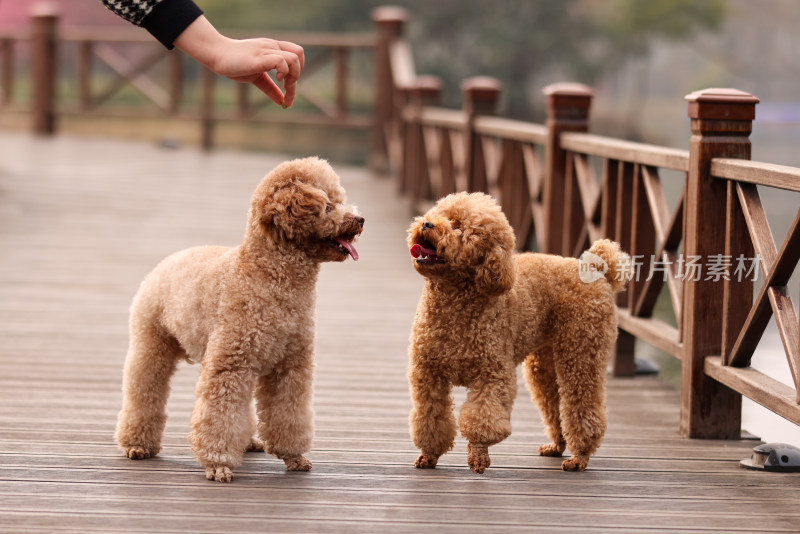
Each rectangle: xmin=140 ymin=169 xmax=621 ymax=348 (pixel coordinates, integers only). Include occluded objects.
xmin=0 ymin=132 xmax=798 ymax=533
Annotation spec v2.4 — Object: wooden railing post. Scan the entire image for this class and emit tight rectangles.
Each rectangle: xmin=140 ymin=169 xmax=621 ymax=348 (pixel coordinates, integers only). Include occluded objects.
xmin=542 ymin=83 xmax=593 ymax=256
xmin=168 ymin=51 xmax=182 ymax=115
xmin=403 ymin=76 xmax=442 ymax=207
xmin=200 ymin=68 xmax=214 ymax=151
xmin=0 ymin=38 xmax=13 ymax=106
xmin=462 ymin=76 xmax=502 ymax=193
xmin=371 ymin=6 xmax=409 ymax=174
xmin=681 ymin=88 xmax=759 ymax=439
xmin=76 ymin=40 xmax=91 ymax=111
xmin=31 ymin=3 xmax=58 ymax=135
xmin=334 ymin=46 xmax=348 ymax=117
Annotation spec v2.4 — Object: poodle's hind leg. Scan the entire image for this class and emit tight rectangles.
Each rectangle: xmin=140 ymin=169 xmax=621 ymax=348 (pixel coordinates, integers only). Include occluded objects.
xmin=408 ymin=371 xmax=457 ymax=469
xmin=459 ymin=372 xmax=516 ymax=474
xmin=522 ymin=349 xmax=566 ymax=458
xmin=245 ymin=399 xmax=265 ymax=452
xmin=115 ymin=321 xmax=182 ymax=460
xmin=552 ymin=339 xmax=611 ymax=472
xmin=189 ymin=345 xmax=255 ymax=483
xmin=255 ymin=346 xmax=314 ymax=472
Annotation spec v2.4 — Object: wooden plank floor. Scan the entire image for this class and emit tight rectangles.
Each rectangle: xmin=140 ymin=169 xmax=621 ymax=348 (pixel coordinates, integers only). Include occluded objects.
xmin=1 ymin=131 xmax=798 ymax=533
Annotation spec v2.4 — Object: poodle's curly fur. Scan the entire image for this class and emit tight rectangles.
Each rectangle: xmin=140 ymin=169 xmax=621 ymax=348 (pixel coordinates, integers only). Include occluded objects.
xmin=115 ymin=157 xmax=363 ymax=482
xmin=407 ymin=192 xmax=629 ymax=473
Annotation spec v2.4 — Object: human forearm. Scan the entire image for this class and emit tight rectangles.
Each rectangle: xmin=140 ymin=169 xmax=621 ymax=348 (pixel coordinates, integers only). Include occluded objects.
xmin=100 ymin=0 xmax=203 ymax=49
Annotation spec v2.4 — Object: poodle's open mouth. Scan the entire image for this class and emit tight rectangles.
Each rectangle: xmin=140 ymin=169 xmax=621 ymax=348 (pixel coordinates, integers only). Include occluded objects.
xmin=410 ymin=239 xmax=445 ymax=265
xmin=324 ymin=236 xmax=359 ymax=261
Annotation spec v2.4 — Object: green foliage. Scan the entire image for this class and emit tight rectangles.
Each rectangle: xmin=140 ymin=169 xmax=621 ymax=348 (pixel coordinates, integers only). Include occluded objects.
xmin=592 ymin=0 xmax=727 ymax=57
xmin=197 ymin=0 xmax=380 ymax=31
xmin=600 ymin=0 xmax=726 ymax=42
xmin=197 ymin=0 xmax=727 ymax=119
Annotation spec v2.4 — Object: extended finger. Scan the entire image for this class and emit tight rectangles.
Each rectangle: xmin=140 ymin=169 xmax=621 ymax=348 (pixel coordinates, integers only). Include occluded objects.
xmin=251 ymin=72 xmax=285 ymax=106
xmin=282 ymin=76 xmax=298 ymax=108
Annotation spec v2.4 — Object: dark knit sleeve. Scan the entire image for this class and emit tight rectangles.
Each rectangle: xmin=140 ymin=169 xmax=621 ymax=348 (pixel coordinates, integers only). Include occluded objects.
xmin=140 ymin=0 xmax=204 ymax=49
xmin=100 ymin=0 xmax=203 ymax=50
xmin=101 ymin=0 xmax=163 ymax=26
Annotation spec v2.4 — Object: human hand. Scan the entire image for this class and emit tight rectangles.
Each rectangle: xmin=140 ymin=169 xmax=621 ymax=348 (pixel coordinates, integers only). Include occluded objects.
xmin=210 ymin=37 xmax=305 ymax=108
xmin=175 ymin=16 xmax=305 ymax=108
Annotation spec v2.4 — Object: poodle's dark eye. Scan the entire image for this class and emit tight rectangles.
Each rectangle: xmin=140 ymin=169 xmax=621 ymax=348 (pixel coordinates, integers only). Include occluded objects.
xmin=325 ymin=204 xmax=334 ymax=213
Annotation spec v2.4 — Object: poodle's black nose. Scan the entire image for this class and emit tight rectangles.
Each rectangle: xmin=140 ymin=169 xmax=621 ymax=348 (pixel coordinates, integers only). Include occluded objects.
xmin=355 ymin=216 xmax=365 ymax=226
xmin=422 ymin=221 xmax=434 ymax=231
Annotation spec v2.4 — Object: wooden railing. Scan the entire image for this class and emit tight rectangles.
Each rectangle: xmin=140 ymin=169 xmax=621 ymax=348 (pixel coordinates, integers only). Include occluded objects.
xmin=1 ymin=5 xmax=375 ymax=150
xmin=706 ymin=158 xmax=800 ymax=426
xmin=373 ymin=8 xmax=800 ymax=439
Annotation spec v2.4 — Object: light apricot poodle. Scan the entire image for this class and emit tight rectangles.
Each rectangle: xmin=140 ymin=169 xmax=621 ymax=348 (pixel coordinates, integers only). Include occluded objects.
xmin=115 ymin=157 xmax=363 ymax=482
xmin=407 ymin=192 xmax=629 ymax=473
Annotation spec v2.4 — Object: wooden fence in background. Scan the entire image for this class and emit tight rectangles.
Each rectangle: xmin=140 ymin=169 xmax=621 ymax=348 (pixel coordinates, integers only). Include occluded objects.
xmin=372 ymin=7 xmax=800 ymax=439
xmin=0 ymin=4 xmax=375 ymax=150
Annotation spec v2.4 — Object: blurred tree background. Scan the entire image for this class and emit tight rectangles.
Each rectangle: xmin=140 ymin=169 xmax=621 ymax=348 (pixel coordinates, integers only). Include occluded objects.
xmin=4 ymin=0 xmax=799 ymax=163
xmin=198 ymin=0 xmax=726 ymax=120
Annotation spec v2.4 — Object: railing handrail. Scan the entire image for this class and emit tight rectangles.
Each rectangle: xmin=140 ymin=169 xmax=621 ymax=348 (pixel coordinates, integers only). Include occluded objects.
xmin=0 ymin=29 xmax=28 ymax=40
xmin=712 ymin=158 xmax=800 ymax=192
xmin=404 ymin=106 xmax=465 ymax=129
xmin=561 ymin=132 xmax=690 ymax=172
xmin=473 ymin=116 xmax=548 ymax=145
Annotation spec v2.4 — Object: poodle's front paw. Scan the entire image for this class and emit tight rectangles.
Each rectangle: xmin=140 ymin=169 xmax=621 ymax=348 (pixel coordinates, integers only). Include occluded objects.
xmin=245 ymin=436 xmax=265 ymax=452
xmin=284 ymin=455 xmax=312 ymax=471
xmin=414 ymin=454 xmax=438 ymax=469
xmin=467 ymin=443 xmax=490 ymax=474
xmin=123 ymin=445 xmax=158 ymax=460
xmin=205 ymin=466 xmax=234 ymax=483
xmin=561 ymin=455 xmax=588 ymax=472
xmin=539 ymin=442 xmax=566 ymax=457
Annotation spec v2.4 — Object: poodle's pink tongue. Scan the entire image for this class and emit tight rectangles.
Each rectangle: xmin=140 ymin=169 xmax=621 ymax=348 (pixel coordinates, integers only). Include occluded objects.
xmin=336 ymin=237 xmax=359 ymax=261
xmin=410 ymin=243 xmax=436 ymax=258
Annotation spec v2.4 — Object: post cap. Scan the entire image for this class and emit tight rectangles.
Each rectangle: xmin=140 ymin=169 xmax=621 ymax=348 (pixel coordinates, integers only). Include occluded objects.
xmin=413 ymin=75 xmax=443 ymax=92
xmin=542 ymin=82 xmax=594 ymax=97
xmin=403 ymin=76 xmax=443 ymax=104
xmin=398 ymin=76 xmax=441 ymax=93
xmin=685 ymin=88 xmax=759 ymax=104
xmin=685 ymin=88 xmax=759 ymax=121
xmin=543 ymin=82 xmax=593 ymax=119
xmin=31 ymin=1 xmax=59 ymax=17
xmin=461 ymin=76 xmax=503 ymax=101
xmin=371 ymin=5 xmax=409 ymax=24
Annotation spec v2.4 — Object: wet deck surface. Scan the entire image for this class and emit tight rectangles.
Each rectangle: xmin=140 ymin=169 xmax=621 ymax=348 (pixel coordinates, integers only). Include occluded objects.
xmin=1 ymin=131 xmax=798 ymax=533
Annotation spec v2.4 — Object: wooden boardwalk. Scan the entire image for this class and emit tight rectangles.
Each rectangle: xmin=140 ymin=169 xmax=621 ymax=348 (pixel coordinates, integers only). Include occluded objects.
xmin=1 ymin=131 xmax=798 ymax=533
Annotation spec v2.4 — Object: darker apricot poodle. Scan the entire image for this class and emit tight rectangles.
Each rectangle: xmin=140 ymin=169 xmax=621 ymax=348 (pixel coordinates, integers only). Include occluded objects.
xmin=407 ymin=192 xmax=629 ymax=473
xmin=115 ymin=157 xmax=363 ymax=482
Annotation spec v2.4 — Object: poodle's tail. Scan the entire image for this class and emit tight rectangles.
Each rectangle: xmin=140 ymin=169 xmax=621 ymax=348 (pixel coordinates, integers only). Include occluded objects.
xmin=584 ymin=239 xmax=631 ymax=293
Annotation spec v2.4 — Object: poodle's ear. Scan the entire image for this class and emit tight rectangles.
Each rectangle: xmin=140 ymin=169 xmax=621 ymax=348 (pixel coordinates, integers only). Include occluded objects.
xmin=475 ymin=244 xmax=515 ymax=296
xmin=259 ymin=181 xmax=326 ymax=237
